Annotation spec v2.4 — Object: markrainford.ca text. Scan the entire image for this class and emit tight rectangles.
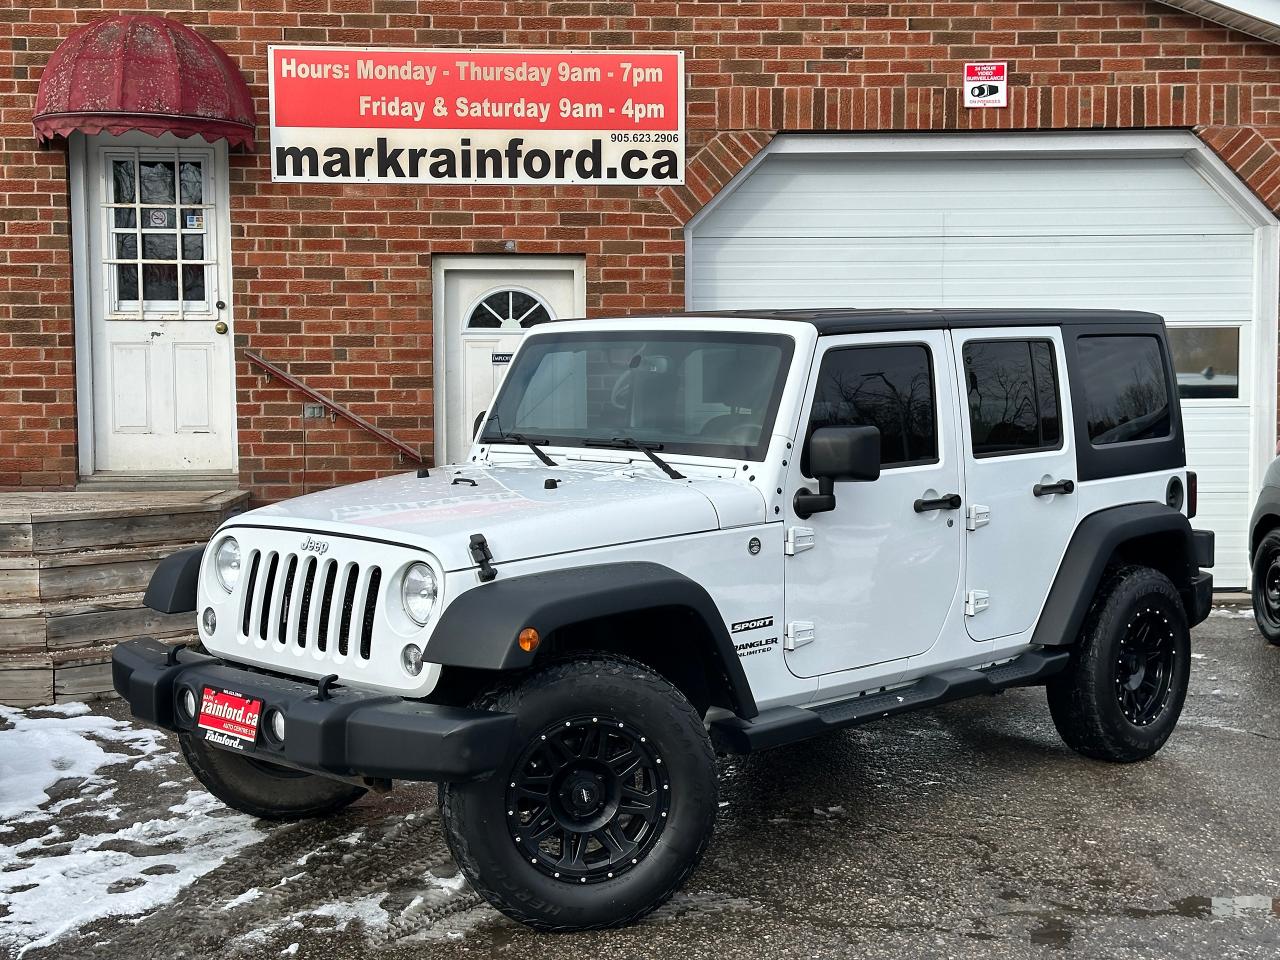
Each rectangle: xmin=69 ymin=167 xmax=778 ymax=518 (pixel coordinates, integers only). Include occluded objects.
xmin=274 ymin=136 xmax=680 ymax=181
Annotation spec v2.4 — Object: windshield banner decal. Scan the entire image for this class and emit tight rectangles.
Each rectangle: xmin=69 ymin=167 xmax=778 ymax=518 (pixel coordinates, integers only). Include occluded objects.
xmin=268 ymin=46 xmax=684 ymax=185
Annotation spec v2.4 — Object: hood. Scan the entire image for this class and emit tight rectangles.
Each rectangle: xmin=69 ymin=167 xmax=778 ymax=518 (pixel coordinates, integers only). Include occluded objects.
xmin=234 ymin=460 xmax=766 ymax=571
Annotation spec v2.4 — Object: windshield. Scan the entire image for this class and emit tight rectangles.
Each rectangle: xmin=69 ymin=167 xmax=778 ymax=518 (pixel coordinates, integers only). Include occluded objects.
xmin=481 ymin=331 xmax=795 ymax=461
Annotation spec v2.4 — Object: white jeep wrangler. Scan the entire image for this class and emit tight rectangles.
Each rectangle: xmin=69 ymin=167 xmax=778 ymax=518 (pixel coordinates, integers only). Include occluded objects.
xmin=115 ymin=309 xmax=1214 ymax=930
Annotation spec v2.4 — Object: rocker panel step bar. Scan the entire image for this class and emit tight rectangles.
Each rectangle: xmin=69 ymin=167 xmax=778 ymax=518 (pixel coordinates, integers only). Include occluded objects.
xmin=709 ymin=648 xmax=1070 ymax=754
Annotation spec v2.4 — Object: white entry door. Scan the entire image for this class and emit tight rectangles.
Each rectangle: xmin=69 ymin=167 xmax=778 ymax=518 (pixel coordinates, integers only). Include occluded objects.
xmin=83 ymin=135 xmax=235 ymax=473
xmin=435 ymin=256 xmax=586 ymax=463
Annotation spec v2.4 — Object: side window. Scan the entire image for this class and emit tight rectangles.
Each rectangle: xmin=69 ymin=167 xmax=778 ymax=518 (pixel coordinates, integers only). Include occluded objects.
xmin=805 ymin=344 xmax=937 ymax=472
xmin=1076 ymin=335 xmax=1171 ymax=445
xmin=962 ymin=339 xmax=1062 ymax=457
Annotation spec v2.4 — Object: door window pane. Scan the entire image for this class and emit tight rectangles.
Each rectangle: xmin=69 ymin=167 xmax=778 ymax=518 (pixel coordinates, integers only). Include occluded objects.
xmin=117 ymin=264 xmax=139 ymax=301
xmin=468 ymin=289 xmax=553 ymax=329
xmin=138 ymin=161 xmax=175 ymax=203
xmin=112 ymin=160 xmax=135 ymax=201
xmin=143 ymin=263 xmax=179 ymax=301
xmin=1167 ymin=327 xmax=1240 ymax=399
xmin=963 ymin=339 xmax=1062 ymax=456
xmin=179 ymin=162 xmax=203 ymax=204
xmin=1077 ymin=335 xmax=1172 ymax=445
xmin=142 ymin=233 xmax=177 ymax=260
xmin=806 ymin=344 xmax=937 ymax=471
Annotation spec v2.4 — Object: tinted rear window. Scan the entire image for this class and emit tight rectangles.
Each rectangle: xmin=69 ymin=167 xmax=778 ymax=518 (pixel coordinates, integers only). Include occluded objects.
xmin=1076 ymin=335 xmax=1171 ymax=445
xmin=963 ymin=339 xmax=1061 ymax=456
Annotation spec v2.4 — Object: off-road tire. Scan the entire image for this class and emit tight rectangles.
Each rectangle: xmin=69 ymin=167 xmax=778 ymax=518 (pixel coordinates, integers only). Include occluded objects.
xmin=1251 ymin=529 xmax=1280 ymax=645
xmin=179 ymin=732 xmax=366 ymax=821
xmin=1047 ymin=565 xmax=1191 ymax=763
xmin=440 ymin=654 xmax=718 ymax=931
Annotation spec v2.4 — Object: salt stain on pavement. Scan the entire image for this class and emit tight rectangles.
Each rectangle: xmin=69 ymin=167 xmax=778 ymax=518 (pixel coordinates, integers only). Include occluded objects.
xmin=0 ymin=707 xmax=268 ymax=955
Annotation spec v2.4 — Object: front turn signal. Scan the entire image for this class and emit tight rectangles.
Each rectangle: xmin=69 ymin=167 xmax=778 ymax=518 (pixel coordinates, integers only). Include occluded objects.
xmin=517 ymin=628 xmax=540 ymax=653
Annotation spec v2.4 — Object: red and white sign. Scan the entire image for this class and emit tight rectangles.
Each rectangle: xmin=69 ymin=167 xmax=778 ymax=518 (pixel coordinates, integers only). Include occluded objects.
xmin=964 ymin=62 xmax=1008 ymax=109
xmin=198 ymin=687 xmax=262 ymax=745
xmin=268 ymin=46 xmax=684 ymax=185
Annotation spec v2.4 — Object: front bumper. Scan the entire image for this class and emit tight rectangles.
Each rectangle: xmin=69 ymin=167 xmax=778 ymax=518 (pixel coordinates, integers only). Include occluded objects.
xmin=112 ymin=638 xmax=515 ymax=782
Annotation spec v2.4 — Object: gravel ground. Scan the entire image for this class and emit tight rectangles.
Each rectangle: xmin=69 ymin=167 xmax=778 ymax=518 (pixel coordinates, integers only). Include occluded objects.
xmin=2 ymin=606 xmax=1277 ymax=960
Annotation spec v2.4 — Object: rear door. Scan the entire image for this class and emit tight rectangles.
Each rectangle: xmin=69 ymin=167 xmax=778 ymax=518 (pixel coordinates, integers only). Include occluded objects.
xmin=952 ymin=327 xmax=1079 ymax=642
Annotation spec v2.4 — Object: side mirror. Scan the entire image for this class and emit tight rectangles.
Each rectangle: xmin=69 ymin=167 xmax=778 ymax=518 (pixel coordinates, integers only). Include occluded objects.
xmin=473 ymin=409 xmax=488 ymax=440
xmin=794 ymin=425 xmax=881 ymax=519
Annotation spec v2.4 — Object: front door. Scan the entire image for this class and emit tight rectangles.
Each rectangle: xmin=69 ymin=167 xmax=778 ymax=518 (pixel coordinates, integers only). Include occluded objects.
xmin=783 ymin=332 xmax=964 ymax=677
xmin=951 ymin=327 xmax=1079 ymax=642
xmin=436 ymin=256 xmax=586 ymax=463
xmin=84 ymin=135 xmax=235 ymax=473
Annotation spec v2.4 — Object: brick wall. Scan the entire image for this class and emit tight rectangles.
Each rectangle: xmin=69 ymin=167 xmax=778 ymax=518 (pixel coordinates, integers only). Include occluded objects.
xmin=4 ymin=1 xmax=1280 ymax=499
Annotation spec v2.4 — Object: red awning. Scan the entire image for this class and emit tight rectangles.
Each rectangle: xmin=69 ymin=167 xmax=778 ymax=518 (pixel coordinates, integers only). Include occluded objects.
xmin=33 ymin=15 xmax=255 ymax=149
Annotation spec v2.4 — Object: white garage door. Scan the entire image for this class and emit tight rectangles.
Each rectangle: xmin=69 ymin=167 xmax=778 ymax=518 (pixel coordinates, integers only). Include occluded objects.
xmin=688 ymin=145 xmax=1267 ymax=586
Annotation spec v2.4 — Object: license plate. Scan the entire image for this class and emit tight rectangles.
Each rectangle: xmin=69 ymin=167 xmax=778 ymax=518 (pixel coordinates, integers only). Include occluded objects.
xmin=197 ymin=687 xmax=262 ymax=749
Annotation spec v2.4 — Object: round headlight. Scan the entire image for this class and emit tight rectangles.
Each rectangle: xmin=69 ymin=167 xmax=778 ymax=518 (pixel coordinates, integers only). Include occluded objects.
xmin=401 ymin=562 xmax=438 ymax=626
xmin=213 ymin=537 xmax=241 ymax=593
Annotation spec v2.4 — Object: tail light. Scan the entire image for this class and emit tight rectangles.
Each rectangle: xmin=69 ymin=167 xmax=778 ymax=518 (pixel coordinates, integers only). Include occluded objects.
xmin=1186 ymin=471 xmax=1197 ymax=519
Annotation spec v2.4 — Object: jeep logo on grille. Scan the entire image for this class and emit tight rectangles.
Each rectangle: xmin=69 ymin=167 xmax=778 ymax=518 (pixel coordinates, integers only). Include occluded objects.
xmin=300 ymin=536 xmax=329 ymax=555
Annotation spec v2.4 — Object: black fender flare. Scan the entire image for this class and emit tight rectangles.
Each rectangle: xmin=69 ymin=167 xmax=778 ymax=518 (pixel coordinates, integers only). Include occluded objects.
xmin=1032 ymin=503 xmax=1200 ymax=647
xmin=1249 ymin=484 xmax=1280 ymax=564
xmin=425 ymin=561 xmax=758 ymax=719
xmin=143 ymin=545 xmax=205 ymax=614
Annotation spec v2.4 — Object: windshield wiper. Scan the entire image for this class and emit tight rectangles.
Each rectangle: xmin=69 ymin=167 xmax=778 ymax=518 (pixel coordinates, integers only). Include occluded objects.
xmin=489 ymin=432 xmax=557 ymax=467
xmin=585 ymin=437 xmax=685 ymax=480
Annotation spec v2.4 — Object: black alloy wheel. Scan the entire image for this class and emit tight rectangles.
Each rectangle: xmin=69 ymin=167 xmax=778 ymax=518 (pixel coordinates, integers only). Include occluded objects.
xmin=506 ymin=715 xmax=670 ymax=884
xmin=1047 ymin=565 xmax=1191 ymax=763
xmin=1114 ymin=606 xmax=1178 ymax=726
xmin=1251 ymin=529 xmax=1280 ymax=644
xmin=440 ymin=654 xmax=718 ymax=930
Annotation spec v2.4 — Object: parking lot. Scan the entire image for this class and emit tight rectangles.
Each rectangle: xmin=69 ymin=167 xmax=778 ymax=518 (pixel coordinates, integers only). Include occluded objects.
xmin=2 ymin=605 xmax=1277 ymax=960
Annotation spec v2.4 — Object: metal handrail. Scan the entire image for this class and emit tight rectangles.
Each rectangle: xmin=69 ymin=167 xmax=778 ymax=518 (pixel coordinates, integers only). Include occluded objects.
xmin=244 ymin=350 xmax=425 ymax=464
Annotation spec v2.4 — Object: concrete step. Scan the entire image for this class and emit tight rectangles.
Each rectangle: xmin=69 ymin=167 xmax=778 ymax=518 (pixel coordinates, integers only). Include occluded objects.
xmin=0 ymin=542 xmax=205 ymax=603
xmin=0 ymin=489 xmax=248 ymax=556
xmin=77 ymin=471 xmax=241 ymax=492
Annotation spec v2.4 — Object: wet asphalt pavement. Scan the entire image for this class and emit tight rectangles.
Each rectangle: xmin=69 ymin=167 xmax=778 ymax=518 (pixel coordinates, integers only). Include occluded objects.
xmin=6 ymin=606 xmax=1279 ymax=960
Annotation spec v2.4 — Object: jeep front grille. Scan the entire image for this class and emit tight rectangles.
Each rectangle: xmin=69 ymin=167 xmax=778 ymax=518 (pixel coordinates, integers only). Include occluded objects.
xmin=239 ymin=548 xmax=380 ymax=661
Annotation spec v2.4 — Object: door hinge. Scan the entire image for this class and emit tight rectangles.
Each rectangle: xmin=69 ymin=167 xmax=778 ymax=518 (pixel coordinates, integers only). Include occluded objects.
xmin=965 ymin=590 xmax=990 ymax=616
xmin=783 ymin=621 xmax=815 ymax=651
xmin=966 ymin=504 xmax=991 ymax=531
xmin=784 ymin=526 xmax=816 ymax=556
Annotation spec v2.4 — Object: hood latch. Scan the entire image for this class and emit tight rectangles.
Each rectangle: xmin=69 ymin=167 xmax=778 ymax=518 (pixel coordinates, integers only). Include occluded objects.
xmin=469 ymin=533 xmax=497 ymax=583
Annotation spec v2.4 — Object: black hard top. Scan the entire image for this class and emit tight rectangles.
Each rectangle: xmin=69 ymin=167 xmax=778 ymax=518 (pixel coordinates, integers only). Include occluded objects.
xmin=680 ymin=307 xmax=1165 ymax=335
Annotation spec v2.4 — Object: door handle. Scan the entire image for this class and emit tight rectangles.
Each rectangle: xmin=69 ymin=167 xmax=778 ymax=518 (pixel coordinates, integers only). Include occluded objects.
xmin=214 ymin=321 xmax=228 ymax=335
xmin=914 ymin=493 xmax=962 ymax=513
xmin=1033 ymin=479 xmax=1075 ymax=497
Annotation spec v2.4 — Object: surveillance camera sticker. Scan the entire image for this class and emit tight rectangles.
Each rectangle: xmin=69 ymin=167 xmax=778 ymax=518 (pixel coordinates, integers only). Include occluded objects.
xmin=964 ymin=62 xmax=1007 ymax=108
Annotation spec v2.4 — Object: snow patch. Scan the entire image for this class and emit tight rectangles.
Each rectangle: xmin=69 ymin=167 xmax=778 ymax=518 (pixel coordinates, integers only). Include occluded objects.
xmin=28 ymin=702 xmax=92 ymax=717
xmin=0 ymin=706 xmax=165 ymax=820
xmin=1209 ymin=607 xmax=1252 ymax=619
xmin=0 ymin=796 xmax=266 ymax=954
xmin=223 ymin=887 xmax=263 ymax=911
xmin=0 ymin=706 xmax=268 ymax=954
